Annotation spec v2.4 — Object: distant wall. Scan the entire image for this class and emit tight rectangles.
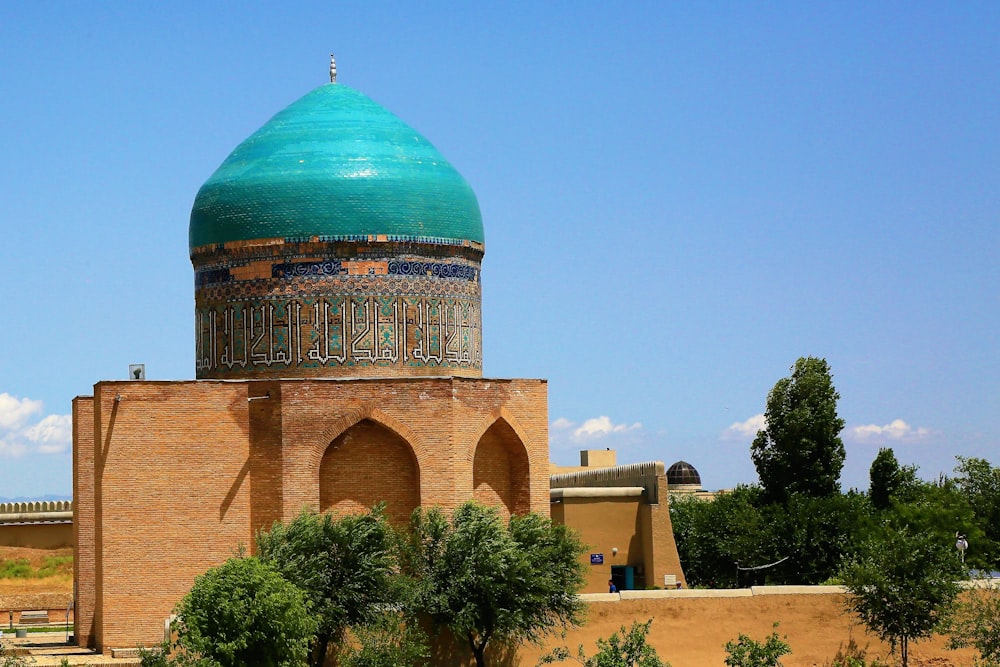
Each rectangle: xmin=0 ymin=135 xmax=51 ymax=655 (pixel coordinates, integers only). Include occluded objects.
xmin=0 ymin=501 xmax=74 ymax=549
xmin=0 ymin=522 xmax=73 ymax=549
xmin=0 ymin=501 xmax=72 ymax=515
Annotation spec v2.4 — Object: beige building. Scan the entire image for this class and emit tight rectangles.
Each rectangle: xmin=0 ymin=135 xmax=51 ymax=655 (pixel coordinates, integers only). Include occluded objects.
xmin=550 ymin=451 xmax=687 ymax=592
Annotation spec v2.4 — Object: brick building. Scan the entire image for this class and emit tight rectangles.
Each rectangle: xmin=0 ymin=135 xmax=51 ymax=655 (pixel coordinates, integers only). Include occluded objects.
xmin=72 ymin=60 xmax=550 ymax=653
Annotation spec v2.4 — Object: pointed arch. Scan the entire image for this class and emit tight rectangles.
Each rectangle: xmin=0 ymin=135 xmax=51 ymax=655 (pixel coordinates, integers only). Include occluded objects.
xmin=308 ymin=404 xmax=426 ymax=470
xmin=471 ymin=409 xmax=532 ymax=519
xmin=467 ymin=407 xmax=532 ymax=464
xmin=303 ymin=404 xmax=424 ymax=527
xmin=319 ymin=418 xmax=421 ymax=527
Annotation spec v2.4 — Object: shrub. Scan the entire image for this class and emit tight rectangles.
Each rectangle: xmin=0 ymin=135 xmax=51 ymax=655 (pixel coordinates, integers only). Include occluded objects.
xmin=723 ymin=624 xmax=791 ymax=667
xmin=537 ymin=619 xmax=669 ymax=667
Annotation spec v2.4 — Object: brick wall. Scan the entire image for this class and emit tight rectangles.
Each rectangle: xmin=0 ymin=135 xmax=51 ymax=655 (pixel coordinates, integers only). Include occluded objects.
xmin=320 ymin=419 xmax=421 ymax=527
xmin=473 ymin=419 xmax=531 ymax=519
xmin=92 ymin=381 xmax=252 ymax=651
xmin=72 ymin=396 xmax=95 ymax=649
xmin=77 ymin=375 xmax=549 ymax=653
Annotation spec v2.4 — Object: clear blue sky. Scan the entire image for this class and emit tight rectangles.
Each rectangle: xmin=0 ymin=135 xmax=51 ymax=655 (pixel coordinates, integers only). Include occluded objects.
xmin=0 ymin=2 xmax=997 ymax=499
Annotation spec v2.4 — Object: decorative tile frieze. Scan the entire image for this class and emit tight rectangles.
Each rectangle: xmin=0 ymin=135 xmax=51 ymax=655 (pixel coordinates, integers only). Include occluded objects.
xmin=195 ymin=294 xmax=482 ymax=377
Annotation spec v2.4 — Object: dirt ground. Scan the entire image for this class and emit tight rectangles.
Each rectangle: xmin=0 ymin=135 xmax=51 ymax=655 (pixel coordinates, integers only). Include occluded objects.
xmin=0 ymin=546 xmax=73 ymax=595
xmin=517 ymin=595 xmax=979 ymax=667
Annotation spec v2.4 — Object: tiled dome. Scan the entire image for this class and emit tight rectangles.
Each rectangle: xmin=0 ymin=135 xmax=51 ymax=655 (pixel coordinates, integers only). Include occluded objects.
xmin=189 ymin=83 xmax=483 ymax=251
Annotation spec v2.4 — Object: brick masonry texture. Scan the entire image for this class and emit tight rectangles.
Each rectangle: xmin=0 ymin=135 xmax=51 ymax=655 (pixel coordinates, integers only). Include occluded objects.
xmin=74 ymin=376 xmax=548 ymax=653
xmin=72 ymin=397 xmax=95 ymax=649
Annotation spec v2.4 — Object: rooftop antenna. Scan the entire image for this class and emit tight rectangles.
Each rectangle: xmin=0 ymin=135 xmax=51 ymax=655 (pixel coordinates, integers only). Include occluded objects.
xmin=329 ymin=53 xmax=337 ymax=83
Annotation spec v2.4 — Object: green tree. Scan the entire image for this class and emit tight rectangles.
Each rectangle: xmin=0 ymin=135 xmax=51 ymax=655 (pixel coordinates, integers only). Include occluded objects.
xmin=405 ymin=501 xmax=586 ymax=667
xmin=671 ymin=487 xmax=872 ymax=587
xmin=256 ymin=505 xmax=404 ymax=667
xmin=751 ymin=357 xmax=846 ymax=502
xmin=943 ymin=581 xmax=1000 ymax=666
xmin=670 ymin=486 xmax=768 ymax=587
xmin=723 ymin=624 xmax=791 ymax=667
xmin=887 ymin=475 xmax=987 ymax=571
xmin=173 ymin=556 xmax=316 ymax=667
xmin=763 ymin=492 xmax=871 ymax=584
xmin=336 ymin=613 xmax=430 ymax=667
xmin=538 ymin=619 xmax=669 ymax=667
xmin=953 ymin=456 xmax=1000 ymax=566
xmin=839 ymin=527 xmax=963 ymax=667
xmin=869 ymin=448 xmax=918 ymax=510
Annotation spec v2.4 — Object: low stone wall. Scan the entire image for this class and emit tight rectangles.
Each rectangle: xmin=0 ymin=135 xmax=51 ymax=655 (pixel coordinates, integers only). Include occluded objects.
xmin=0 ymin=592 xmax=74 ymax=625
xmin=516 ymin=587 xmax=982 ymax=667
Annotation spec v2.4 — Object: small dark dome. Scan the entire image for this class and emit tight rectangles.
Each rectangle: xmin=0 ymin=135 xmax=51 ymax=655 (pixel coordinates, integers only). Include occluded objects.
xmin=667 ymin=461 xmax=701 ymax=487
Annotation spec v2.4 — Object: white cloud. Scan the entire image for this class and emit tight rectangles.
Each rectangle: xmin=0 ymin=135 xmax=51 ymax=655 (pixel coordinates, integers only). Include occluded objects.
xmin=550 ymin=417 xmax=575 ymax=431
xmin=0 ymin=438 xmax=29 ymax=458
xmin=0 ymin=393 xmax=43 ymax=429
xmin=850 ymin=419 xmax=931 ymax=442
xmin=548 ymin=415 xmax=646 ymax=456
xmin=0 ymin=393 xmax=70 ymax=458
xmin=572 ymin=416 xmax=642 ymax=442
xmin=24 ymin=414 xmax=72 ymax=454
xmin=723 ymin=414 xmax=766 ymax=440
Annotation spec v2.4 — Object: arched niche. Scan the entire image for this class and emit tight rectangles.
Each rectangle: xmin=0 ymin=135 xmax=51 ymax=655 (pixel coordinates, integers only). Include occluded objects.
xmin=472 ymin=419 xmax=530 ymax=519
xmin=319 ymin=418 xmax=420 ymax=527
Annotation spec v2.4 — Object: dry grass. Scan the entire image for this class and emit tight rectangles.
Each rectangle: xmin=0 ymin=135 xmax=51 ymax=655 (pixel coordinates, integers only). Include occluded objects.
xmin=0 ymin=546 xmax=73 ymax=595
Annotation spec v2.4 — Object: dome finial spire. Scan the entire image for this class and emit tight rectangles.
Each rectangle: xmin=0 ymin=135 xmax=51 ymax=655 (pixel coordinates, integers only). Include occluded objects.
xmin=329 ymin=53 xmax=337 ymax=83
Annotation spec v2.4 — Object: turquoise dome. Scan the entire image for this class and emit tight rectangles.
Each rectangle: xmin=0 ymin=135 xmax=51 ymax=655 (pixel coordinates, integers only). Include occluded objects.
xmin=189 ymin=83 xmax=484 ymax=250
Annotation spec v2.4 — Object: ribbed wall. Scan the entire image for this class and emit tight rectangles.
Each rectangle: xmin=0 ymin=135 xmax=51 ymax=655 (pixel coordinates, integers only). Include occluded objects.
xmin=550 ymin=462 xmax=666 ymax=504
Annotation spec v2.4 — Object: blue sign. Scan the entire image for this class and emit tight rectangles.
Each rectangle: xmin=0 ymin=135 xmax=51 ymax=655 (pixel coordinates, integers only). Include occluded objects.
xmin=590 ymin=553 xmax=604 ymax=565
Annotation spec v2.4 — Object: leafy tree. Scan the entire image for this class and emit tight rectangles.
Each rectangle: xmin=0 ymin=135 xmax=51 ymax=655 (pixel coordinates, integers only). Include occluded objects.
xmin=723 ymin=624 xmax=791 ymax=667
xmin=953 ymin=456 xmax=1000 ymax=566
xmin=671 ymin=487 xmax=872 ymax=587
xmin=336 ymin=613 xmax=430 ymax=667
xmin=404 ymin=501 xmax=586 ymax=667
xmin=256 ymin=505 xmax=404 ymax=667
xmin=670 ymin=486 xmax=768 ymax=587
xmin=887 ymin=475 xmax=987 ymax=571
xmin=537 ymin=619 xmax=669 ymax=667
xmin=839 ymin=527 xmax=964 ymax=667
xmin=763 ymin=492 xmax=871 ymax=584
xmin=869 ymin=448 xmax=918 ymax=510
xmin=173 ymin=556 xmax=316 ymax=667
xmin=943 ymin=581 xmax=1000 ymax=666
xmin=751 ymin=357 xmax=846 ymax=502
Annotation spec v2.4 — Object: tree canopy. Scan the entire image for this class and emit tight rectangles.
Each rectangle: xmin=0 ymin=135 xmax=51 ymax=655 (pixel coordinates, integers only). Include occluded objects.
xmin=839 ymin=527 xmax=963 ymax=667
xmin=869 ymin=447 xmax=918 ymax=510
xmin=404 ymin=501 xmax=587 ymax=667
xmin=953 ymin=456 xmax=1000 ymax=566
xmin=256 ymin=505 xmax=402 ymax=667
xmin=751 ymin=356 xmax=846 ymax=502
xmin=173 ymin=556 xmax=316 ymax=667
